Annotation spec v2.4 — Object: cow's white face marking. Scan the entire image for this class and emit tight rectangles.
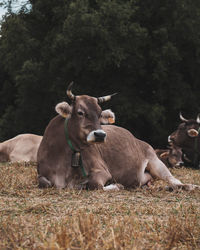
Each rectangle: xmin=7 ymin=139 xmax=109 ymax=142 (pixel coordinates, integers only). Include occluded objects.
xmin=196 ymin=114 xmax=200 ymax=124
xmin=168 ymin=136 xmax=172 ymax=143
xmin=87 ymin=129 xmax=106 ymax=143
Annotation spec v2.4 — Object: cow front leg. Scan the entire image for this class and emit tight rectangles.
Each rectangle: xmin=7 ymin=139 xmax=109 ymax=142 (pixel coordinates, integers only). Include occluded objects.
xmin=87 ymin=170 xmax=124 ymax=191
xmin=87 ymin=169 xmax=112 ymax=190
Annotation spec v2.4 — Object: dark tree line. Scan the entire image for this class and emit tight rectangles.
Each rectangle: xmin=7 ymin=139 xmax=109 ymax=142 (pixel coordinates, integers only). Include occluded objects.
xmin=0 ymin=0 xmax=200 ymax=147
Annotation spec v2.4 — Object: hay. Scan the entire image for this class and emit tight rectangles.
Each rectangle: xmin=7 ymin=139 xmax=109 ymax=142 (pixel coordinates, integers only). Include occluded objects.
xmin=0 ymin=163 xmax=199 ymax=249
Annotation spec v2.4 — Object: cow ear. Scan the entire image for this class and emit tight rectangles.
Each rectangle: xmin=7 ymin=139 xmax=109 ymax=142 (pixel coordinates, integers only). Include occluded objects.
xmin=160 ymin=151 xmax=169 ymax=159
xmin=55 ymin=102 xmax=72 ymax=118
xmin=187 ymin=128 xmax=199 ymax=137
xmin=100 ymin=109 xmax=115 ymax=124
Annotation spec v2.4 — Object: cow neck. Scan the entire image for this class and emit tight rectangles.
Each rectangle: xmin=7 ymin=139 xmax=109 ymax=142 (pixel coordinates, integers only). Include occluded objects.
xmin=182 ymin=126 xmax=200 ymax=168
xmin=64 ymin=118 xmax=87 ymax=177
xmin=193 ymin=126 xmax=200 ymax=168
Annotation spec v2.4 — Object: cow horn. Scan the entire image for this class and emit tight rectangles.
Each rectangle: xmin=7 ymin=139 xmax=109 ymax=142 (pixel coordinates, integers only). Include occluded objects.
xmin=196 ymin=114 xmax=200 ymax=124
xmin=66 ymin=82 xmax=76 ymax=101
xmin=97 ymin=93 xmax=117 ymax=104
xmin=179 ymin=112 xmax=188 ymax=122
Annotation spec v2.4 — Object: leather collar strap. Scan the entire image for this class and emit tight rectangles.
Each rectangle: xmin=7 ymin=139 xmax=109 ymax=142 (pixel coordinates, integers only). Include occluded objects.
xmin=64 ymin=118 xmax=76 ymax=151
xmin=64 ymin=118 xmax=87 ymax=177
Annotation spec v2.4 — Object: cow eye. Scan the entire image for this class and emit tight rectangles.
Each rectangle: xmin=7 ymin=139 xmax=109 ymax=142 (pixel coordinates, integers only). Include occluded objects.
xmin=78 ymin=110 xmax=84 ymax=116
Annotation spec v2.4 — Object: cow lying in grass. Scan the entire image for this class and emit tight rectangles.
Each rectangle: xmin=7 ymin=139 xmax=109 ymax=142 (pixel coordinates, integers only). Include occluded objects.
xmin=37 ymin=83 xmax=199 ymax=191
xmin=169 ymin=113 xmax=200 ymax=169
xmin=0 ymin=134 xmax=42 ymax=163
xmin=155 ymin=144 xmax=183 ymax=168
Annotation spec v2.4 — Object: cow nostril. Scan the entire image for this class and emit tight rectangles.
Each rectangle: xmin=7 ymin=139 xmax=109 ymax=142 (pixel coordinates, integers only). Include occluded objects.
xmin=87 ymin=129 xmax=106 ymax=143
xmin=94 ymin=131 xmax=106 ymax=139
xmin=175 ymin=162 xmax=184 ymax=167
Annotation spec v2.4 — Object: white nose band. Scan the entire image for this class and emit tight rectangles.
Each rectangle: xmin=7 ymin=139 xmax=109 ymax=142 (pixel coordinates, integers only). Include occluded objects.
xmin=87 ymin=129 xmax=106 ymax=142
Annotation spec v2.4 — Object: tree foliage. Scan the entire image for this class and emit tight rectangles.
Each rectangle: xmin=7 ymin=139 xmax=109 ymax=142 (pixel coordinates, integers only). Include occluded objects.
xmin=0 ymin=0 xmax=200 ymax=147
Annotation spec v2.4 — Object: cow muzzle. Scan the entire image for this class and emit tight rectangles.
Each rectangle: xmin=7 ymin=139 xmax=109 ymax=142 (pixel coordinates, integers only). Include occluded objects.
xmin=168 ymin=135 xmax=172 ymax=143
xmin=87 ymin=129 xmax=107 ymax=143
xmin=175 ymin=161 xmax=184 ymax=167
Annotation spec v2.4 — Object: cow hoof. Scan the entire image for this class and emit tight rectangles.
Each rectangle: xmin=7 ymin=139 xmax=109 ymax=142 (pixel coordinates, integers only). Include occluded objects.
xmin=147 ymin=180 xmax=153 ymax=187
xmin=165 ymin=186 xmax=175 ymax=192
xmin=38 ymin=176 xmax=52 ymax=188
xmin=76 ymin=178 xmax=89 ymax=190
xmin=103 ymin=183 xmax=124 ymax=191
xmin=181 ymin=184 xmax=200 ymax=191
xmin=165 ymin=184 xmax=200 ymax=192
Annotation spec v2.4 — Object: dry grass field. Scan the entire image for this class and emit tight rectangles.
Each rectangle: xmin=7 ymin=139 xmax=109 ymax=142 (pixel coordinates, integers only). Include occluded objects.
xmin=0 ymin=162 xmax=200 ymax=250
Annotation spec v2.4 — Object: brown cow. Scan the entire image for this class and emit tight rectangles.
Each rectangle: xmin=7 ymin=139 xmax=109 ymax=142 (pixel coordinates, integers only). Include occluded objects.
xmin=37 ymin=83 xmax=199 ymax=191
xmin=155 ymin=144 xmax=183 ymax=168
xmin=169 ymin=113 xmax=200 ymax=168
xmin=0 ymin=134 xmax=42 ymax=163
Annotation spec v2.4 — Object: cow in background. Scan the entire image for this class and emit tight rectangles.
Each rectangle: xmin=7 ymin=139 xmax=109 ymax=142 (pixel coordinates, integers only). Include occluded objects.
xmin=0 ymin=134 xmax=42 ymax=163
xmin=155 ymin=143 xmax=183 ymax=168
xmin=37 ymin=82 xmax=199 ymax=191
xmin=169 ymin=113 xmax=200 ymax=168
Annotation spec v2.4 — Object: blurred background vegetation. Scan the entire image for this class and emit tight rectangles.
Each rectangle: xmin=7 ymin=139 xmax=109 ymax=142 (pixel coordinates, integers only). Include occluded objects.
xmin=0 ymin=0 xmax=200 ymax=147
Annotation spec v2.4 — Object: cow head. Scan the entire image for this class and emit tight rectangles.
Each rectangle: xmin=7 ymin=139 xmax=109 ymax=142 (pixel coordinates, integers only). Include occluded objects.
xmin=55 ymin=82 xmax=116 ymax=149
xmin=156 ymin=144 xmax=183 ymax=168
xmin=168 ymin=144 xmax=183 ymax=167
xmin=169 ymin=113 xmax=200 ymax=149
